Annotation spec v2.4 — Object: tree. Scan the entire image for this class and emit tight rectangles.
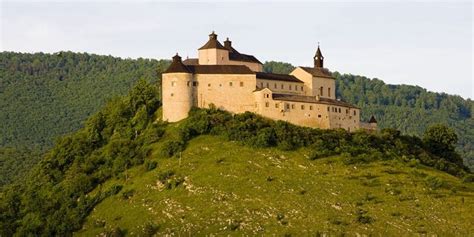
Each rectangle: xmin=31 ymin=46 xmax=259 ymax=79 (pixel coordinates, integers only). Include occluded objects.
xmin=423 ymin=124 xmax=462 ymax=165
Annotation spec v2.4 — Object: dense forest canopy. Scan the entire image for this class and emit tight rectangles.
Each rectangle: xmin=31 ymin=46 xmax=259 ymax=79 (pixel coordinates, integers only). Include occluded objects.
xmin=0 ymin=52 xmax=170 ymax=185
xmin=0 ymin=53 xmax=472 ymax=187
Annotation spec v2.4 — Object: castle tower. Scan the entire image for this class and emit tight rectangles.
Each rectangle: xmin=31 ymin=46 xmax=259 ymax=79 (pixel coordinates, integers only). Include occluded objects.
xmin=314 ymin=44 xmax=324 ymax=68
xmin=368 ymin=115 xmax=378 ymax=130
xmin=162 ymin=53 xmax=194 ymax=122
xmin=198 ymin=31 xmax=229 ymax=65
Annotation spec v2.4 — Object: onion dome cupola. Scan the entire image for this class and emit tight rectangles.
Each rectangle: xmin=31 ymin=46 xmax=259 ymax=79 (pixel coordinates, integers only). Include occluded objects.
xmin=314 ymin=44 xmax=324 ymax=68
xmin=198 ymin=31 xmax=226 ymax=50
xmin=164 ymin=53 xmax=192 ymax=73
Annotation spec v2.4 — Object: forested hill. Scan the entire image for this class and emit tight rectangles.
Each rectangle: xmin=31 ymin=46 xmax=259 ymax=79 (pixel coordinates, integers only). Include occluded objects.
xmin=0 ymin=53 xmax=472 ymax=186
xmin=263 ymin=61 xmax=474 ymax=169
xmin=0 ymin=51 xmax=170 ymax=185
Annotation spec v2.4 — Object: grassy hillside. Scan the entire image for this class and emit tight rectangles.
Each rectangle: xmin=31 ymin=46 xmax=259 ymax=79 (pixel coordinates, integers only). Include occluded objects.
xmin=77 ymin=135 xmax=473 ymax=236
xmin=1 ymin=81 xmax=471 ymax=236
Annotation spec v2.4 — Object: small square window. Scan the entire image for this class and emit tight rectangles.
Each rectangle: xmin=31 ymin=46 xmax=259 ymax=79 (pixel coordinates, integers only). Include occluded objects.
xmin=240 ymin=82 xmax=244 ymax=87
xmin=309 ymin=106 xmax=313 ymax=110
xmin=266 ymin=82 xmax=269 ymax=88
xmin=291 ymin=104 xmax=295 ymax=109
xmin=275 ymin=103 xmax=279 ymax=108
xmin=274 ymin=83 xmax=277 ymax=89
xmin=208 ymin=83 xmax=211 ymax=87
xmin=171 ymin=81 xmax=176 ymax=86
xmin=301 ymin=105 xmax=305 ymax=110
xmin=318 ymin=114 xmax=321 ymax=118
xmin=229 ymin=82 xmax=233 ymax=87
xmin=281 ymin=84 xmax=284 ymax=89
xmin=289 ymin=85 xmax=292 ymax=90
xmin=187 ymin=81 xmax=190 ymax=86
xmin=193 ymin=81 xmax=198 ymax=86
xmin=286 ymin=104 xmax=290 ymax=109
xmin=301 ymin=86 xmax=303 ymax=91
xmin=265 ymin=102 xmax=269 ymax=107
xmin=170 ymin=93 xmax=174 ymax=97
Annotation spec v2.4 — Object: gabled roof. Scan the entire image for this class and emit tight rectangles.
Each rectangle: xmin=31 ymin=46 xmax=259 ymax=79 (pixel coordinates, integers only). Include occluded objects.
xmin=299 ymin=67 xmax=334 ymax=79
xmin=183 ymin=58 xmax=199 ymax=65
xmin=163 ymin=54 xmax=192 ymax=73
xmin=187 ymin=65 xmax=254 ymax=74
xmin=224 ymin=38 xmax=262 ymax=64
xmin=256 ymin=72 xmax=303 ymax=83
xmin=272 ymin=93 xmax=359 ymax=109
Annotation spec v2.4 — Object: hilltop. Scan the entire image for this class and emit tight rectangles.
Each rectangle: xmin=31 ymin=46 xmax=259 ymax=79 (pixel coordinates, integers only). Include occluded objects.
xmin=1 ymin=81 xmax=472 ymax=236
xmin=1 ymin=53 xmax=472 ymax=188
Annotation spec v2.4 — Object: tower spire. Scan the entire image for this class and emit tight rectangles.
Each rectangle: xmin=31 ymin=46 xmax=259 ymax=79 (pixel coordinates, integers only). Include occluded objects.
xmin=314 ymin=43 xmax=324 ymax=68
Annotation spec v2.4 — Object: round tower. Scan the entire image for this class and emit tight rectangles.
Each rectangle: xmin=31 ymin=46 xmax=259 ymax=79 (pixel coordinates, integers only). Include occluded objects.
xmin=162 ymin=53 xmax=194 ymax=122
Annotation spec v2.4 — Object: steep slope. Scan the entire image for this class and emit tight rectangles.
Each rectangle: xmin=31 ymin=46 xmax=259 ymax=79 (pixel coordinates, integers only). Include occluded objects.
xmin=1 ymin=81 xmax=471 ymax=236
xmin=77 ymin=135 xmax=473 ymax=236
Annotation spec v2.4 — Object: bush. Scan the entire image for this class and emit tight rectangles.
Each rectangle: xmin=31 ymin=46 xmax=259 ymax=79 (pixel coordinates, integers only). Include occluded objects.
xmin=144 ymin=160 xmax=158 ymax=171
xmin=106 ymin=227 xmax=125 ymax=237
xmin=160 ymin=140 xmax=185 ymax=157
xmin=121 ymin=189 xmax=135 ymax=200
xmin=424 ymin=176 xmax=444 ymax=190
xmin=108 ymin=184 xmax=123 ymax=195
xmin=463 ymin=174 xmax=474 ymax=183
xmin=143 ymin=222 xmax=159 ymax=237
xmin=355 ymin=209 xmax=373 ymax=224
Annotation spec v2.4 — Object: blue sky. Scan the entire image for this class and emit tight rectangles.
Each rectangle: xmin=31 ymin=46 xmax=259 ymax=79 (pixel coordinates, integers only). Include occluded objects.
xmin=2 ymin=1 xmax=472 ymax=99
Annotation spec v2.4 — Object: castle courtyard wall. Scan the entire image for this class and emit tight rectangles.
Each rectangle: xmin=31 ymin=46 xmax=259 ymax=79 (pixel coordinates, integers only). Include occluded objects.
xmin=193 ymin=74 xmax=257 ymax=114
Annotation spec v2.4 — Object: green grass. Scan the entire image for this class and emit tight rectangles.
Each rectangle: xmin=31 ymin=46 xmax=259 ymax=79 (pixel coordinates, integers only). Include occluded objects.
xmin=76 ymin=134 xmax=474 ymax=236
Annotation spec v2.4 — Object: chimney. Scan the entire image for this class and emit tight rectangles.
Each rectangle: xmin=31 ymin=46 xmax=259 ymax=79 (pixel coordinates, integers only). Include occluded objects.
xmin=224 ymin=37 xmax=232 ymax=50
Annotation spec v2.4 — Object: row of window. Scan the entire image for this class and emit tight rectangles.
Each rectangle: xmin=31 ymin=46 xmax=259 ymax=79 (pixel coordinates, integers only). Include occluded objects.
xmin=171 ymin=81 xmax=245 ymax=87
xmin=262 ymin=101 xmax=357 ymax=116
xmin=260 ymin=82 xmax=304 ymax=91
xmin=328 ymin=106 xmax=357 ymax=116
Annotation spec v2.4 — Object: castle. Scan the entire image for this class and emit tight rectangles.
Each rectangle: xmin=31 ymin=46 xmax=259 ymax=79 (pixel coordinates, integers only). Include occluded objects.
xmin=162 ymin=32 xmax=376 ymax=131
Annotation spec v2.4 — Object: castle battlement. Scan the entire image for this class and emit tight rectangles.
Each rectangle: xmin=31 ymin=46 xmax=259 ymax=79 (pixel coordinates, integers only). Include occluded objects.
xmin=162 ymin=32 xmax=376 ymax=132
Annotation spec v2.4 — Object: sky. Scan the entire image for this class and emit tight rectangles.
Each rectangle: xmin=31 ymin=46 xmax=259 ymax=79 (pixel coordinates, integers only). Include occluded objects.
xmin=1 ymin=1 xmax=473 ymax=99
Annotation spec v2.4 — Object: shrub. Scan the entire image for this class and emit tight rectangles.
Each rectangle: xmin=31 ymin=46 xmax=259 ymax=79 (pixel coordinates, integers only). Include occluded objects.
xmin=160 ymin=140 xmax=185 ymax=157
xmin=424 ymin=176 xmax=444 ymax=190
xmin=121 ymin=189 xmax=135 ymax=200
xmin=106 ymin=227 xmax=125 ymax=237
xmin=463 ymin=174 xmax=474 ymax=183
xmin=144 ymin=160 xmax=158 ymax=171
xmin=308 ymin=149 xmax=335 ymax=160
xmin=108 ymin=184 xmax=123 ymax=195
xmin=143 ymin=222 xmax=159 ymax=237
xmin=249 ymin=127 xmax=277 ymax=147
xmin=355 ymin=209 xmax=373 ymax=224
